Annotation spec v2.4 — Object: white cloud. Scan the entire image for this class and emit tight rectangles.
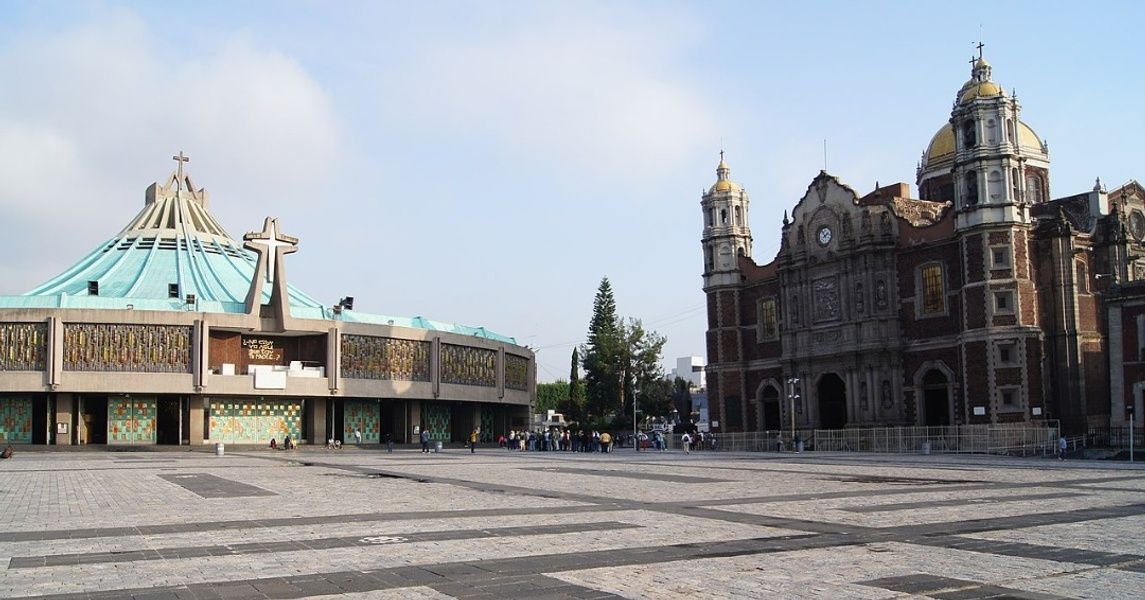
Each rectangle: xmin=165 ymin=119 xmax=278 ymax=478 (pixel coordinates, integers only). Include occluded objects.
xmin=0 ymin=10 xmax=346 ymax=293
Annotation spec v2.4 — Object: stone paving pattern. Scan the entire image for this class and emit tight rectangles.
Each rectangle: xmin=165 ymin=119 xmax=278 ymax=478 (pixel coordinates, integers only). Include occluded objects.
xmin=0 ymin=447 xmax=1143 ymax=599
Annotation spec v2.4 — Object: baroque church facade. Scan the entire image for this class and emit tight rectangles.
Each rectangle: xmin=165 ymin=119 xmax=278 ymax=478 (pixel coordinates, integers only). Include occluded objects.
xmin=702 ymin=53 xmax=1144 ymax=436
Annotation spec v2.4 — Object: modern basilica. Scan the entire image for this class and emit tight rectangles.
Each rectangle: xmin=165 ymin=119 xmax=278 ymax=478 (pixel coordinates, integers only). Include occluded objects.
xmin=0 ymin=155 xmax=534 ymax=446
xmin=702 ymin=52 xmax=1144 ymax=436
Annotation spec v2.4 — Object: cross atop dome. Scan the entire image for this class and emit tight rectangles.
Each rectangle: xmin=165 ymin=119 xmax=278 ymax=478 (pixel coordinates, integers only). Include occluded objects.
xmin=172 ymin=151 xmax=190 ymax=190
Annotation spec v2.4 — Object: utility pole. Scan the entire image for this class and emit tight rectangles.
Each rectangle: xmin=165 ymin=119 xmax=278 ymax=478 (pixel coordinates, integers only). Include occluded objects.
xmin=787 ymin=377 xmax=799 ymax=448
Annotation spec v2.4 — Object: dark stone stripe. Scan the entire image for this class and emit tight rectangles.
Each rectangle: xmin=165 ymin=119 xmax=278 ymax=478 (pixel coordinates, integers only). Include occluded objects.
xmin=916 ymin=534 xmax=1145 ymax=571
xmin=528 ymin=466 xmax=729 ymax=483
xmin=430 ymin=574 xmax=628 ymax=600
xmin=858 ymin=573 xmax=1073 ymax=599
xmin=157 ymin=473 xmax=275 ymax=498
xmin=7 ymin=521 xmax=640 ymax=569
xmin=842 ymin=491 xmax=1086 ymax=513
xmin=0 ymin=504 xmax=618 ymax=542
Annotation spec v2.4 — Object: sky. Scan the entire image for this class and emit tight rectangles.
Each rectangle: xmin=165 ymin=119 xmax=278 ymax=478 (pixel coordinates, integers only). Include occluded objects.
xmin=1 ymin=1 xmax=1142 ymax=383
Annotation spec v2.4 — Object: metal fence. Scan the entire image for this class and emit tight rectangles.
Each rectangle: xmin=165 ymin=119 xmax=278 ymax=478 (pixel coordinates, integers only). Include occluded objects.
xmin=670 ymin=425 xmax=1062 ymax=455
xmin=1088 ymin=426 xmax=1144 ymax=449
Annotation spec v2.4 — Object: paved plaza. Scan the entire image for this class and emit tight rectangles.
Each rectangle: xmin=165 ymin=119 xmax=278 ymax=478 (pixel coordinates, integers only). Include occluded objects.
xmin=1 ymin=446 xmax=1143 ymax=599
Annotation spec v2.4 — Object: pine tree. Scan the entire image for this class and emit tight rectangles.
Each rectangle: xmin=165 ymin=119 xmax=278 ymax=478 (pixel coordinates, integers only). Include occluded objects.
xmin=582 ymin=277 xmax=623 ymax=419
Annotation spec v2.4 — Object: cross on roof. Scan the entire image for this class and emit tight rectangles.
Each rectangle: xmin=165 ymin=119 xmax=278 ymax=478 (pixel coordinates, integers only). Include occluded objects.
xmin=243 ymin=218 xmax=298 ymax=284
xmin=172 ymin=151 xmax=190 ymax=190
xmin=976 ymin=41 xmax=985 ymax=60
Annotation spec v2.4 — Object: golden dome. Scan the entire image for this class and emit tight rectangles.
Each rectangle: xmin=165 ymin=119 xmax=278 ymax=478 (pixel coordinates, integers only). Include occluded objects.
xmin=1017 ymin=121 xmax=1045 ymax=154
xmin=709 ymin=153 xmax=741 ymax=194
xmin=925 ymin=123 xmax=956 ymax=162
xmin=975 ymin=57 xmax=990 ymax=69
xmin=959 ymin=80 xmax=1003 ymax=103
xmin=710 ymin=179 xmax=741 ymax=193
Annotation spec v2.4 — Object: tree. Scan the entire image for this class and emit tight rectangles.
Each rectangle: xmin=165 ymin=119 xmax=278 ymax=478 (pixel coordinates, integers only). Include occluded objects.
xmin=640 ymin=376 xmax=675 ymax=421
xmin=563 ymin=347 xmax=585 ymax=421
xmin=582 ymin=277 xmax=624 ymax=420
xmin=535 ymin=381 xmax=569 ymax=415
xmin=672 ymin=376 xmax=693 ymax=420
xmin=622 ymin=318 xmax=667 ymax=426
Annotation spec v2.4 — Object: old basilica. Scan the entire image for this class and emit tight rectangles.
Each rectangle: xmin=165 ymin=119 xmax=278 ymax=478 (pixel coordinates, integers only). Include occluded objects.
xmin=702 ymin=52 xmax=1145 ymax=436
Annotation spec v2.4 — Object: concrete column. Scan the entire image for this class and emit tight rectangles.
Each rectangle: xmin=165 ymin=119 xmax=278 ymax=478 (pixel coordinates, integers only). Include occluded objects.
xmin=189 ymin=396 xmax=205 ymax=445
xmin=309 ymin=398 xmax=327 ymax=446
xmin=54 ymin=394 xmax=74 ymax=445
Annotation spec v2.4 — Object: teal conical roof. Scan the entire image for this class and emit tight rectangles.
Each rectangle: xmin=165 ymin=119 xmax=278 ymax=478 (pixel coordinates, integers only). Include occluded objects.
xmin=1 ymin=155 xmax=517 ymax=344
xmin=16 ymin=161 xmax=324 ymax=313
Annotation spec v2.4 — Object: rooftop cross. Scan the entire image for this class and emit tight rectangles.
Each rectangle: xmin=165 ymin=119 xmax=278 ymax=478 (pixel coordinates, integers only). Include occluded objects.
xmin=976 ymin=40 xmax=985 ymax=60
xmin=243 ymin=218 xmax=298 ymax=284
xmin=172 ymin=151 xmax=190 ymax=191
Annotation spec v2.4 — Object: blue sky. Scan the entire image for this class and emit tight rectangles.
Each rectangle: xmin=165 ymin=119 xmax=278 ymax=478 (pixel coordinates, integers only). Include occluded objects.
xmin=1 ymin=1 xmax=1142 ymax=382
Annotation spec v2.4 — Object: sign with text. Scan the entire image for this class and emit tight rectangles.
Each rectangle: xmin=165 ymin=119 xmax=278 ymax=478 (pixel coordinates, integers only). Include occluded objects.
xmin=242 ymin=336 xmax=284 ymax=363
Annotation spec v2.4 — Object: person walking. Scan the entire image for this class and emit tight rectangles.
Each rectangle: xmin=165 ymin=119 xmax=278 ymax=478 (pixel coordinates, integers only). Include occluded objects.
xmin=469 ymin=429 xmax=479 ymax=453
xmin=385 ymin=432 xmax=394 ymax=453
xmin=1058 ymin=435 xmax=1067 ymax=460
xmin=420 ymin=428 xmax=430 ymax=453
xmin=681 ymin=432 xmax=692 ymax=454
xmin=354 ymin=428 xmax=362 ymax=447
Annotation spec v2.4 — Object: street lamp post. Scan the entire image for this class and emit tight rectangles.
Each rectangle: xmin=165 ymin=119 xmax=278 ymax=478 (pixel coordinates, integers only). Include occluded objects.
xmin=787 ymin=377 xmax=799 ymax=449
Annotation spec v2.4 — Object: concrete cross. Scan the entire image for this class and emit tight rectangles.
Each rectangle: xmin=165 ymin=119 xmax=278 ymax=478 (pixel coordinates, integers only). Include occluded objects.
xmin=172 ymin=151 xmax=190 ymax=188
xmin=243 ymin=218 xmax=298 ymax=283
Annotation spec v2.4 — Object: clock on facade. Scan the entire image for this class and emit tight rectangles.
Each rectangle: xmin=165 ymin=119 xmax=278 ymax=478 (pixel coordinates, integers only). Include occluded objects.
xmin=1130 ymin=210 xmax=1145 ymax=241
xmin=817 ymin=225 xmax=833 ymax=246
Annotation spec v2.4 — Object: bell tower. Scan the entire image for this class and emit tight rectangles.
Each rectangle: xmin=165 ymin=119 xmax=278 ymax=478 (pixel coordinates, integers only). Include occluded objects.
xmin=701 ymin=152 xmax=752 ymax=290
xmin=949 ymin=47 xmax=1050 ymax=231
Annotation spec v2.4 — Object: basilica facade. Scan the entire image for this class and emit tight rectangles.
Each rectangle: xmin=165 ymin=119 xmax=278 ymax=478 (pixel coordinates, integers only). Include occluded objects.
xmin=702 ymin=54 xmax=1144 ymax=436
xmin=0 ymin=157 xmax=534 ymax=446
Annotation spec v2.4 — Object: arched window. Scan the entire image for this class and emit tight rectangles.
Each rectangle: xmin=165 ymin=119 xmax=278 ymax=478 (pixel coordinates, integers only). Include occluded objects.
xmin=1011 ymin=168 xmax=1020 ymax=201
xmin=963 ymin=119 xmax=977 ymax=148
xmin=1076 ymin=260 xmax=1089 ymax=294
xmin=710 ymin=208 xmax=716 ymax=227
xmin=1006 ymin=119 xmax=1016 ymax=143
xmin=965 ymin=170 xmax=979 ymax=206
xmin=988 ymin=170 xmax=1003 ymax=201
xmin=735 ymin=205 xmax=742 ymax=225
xmin=987 ymin=119 xmax=997 ymax=144
xmin=1026 ymin=174 xmax=1044 ymax=203
xmin=759 ymin=298 xmax=777 ymax=339
xmin=737 ymin=246 xmax=745 ymax=258
xmin=720 ymin=208 xmax=728 ymax=225
xmin=921 ymin=263 xmax=945 ymax=314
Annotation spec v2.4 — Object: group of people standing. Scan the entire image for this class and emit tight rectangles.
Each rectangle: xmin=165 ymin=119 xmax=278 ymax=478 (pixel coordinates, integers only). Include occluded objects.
xmin=500 ymin=429 xmax=618 ymax=452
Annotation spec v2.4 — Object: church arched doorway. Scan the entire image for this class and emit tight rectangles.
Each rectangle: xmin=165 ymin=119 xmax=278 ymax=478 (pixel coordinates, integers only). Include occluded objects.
xmin=922 ymin=369 xmax=950 ymax=426
xmin=818 ymin=374 xmax=847 ymax=429
xmin=761 ymin=385 xmax=780 ymax=430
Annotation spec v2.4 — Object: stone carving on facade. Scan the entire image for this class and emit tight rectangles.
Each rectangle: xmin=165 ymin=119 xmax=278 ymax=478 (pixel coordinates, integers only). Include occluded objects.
xmin=879 ymin=211 xmax=892 ymax=233
xmin=813 ymin=277 xmax=839 ymax=322
xmin=813 ymin=328 xmax=842 ymax=348
xmin=875 ymin=279 xmax=888 ymax=310
xmin=841 ymin=215 xmax=852 ymax=238
xmin=791 ymin=294 xmax=800 ymax=324
xmin=855 ymin=282 xmax=865 ymax=314
xmin=797 ymin=224 xmax=805 ymax=245
xmin=860 ymin=380 xmax=868 ymax=411
xmin=861 ymin=209 xmax=872 ymax=235
xmin=815 ymin=176 xmax=830 ymax=203
xmin=889 ymin=197 xmax=953 ymax=227
xmin=881 ymin=380 xmax=893 ymax=409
